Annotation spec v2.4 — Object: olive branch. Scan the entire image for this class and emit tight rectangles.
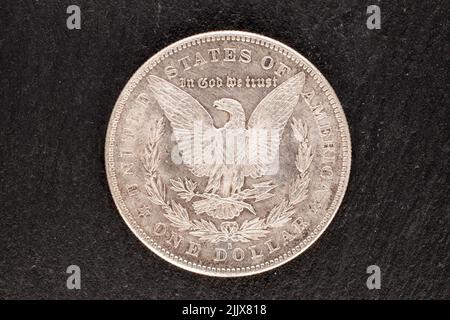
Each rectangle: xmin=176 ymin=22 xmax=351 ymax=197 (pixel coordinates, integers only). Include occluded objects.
xmin=169 ymin=178 xmax=276 ymax=215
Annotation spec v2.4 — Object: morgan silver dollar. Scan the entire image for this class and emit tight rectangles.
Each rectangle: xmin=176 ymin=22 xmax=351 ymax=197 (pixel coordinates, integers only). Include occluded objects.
xmin=105 ymin=31 xmax=351 ymax=277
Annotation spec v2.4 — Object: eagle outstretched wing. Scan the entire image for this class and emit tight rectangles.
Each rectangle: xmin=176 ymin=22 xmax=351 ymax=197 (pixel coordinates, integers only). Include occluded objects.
xmin=244 ymin=72 xmax=305 ymax=178
xmin=147 ymin=75 xmax=219 ymax=178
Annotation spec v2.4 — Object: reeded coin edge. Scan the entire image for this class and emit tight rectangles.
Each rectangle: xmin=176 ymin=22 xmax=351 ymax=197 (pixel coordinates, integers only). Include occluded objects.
xmin=105 ymin=30 xmax=351 ymax=277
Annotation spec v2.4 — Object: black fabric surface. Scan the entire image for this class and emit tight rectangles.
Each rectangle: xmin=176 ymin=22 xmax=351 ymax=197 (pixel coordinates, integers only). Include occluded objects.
xmin=1 ymin=0 xmax=449 ymax=299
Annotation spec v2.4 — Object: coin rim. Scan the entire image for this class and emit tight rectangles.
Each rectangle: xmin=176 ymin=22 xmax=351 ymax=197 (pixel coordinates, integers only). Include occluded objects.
xmin=105 ymin=30 xmax=351 ymax=277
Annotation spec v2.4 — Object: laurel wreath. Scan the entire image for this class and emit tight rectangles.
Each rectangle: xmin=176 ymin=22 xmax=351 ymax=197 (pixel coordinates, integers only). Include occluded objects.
xmin=141 ymin=117 xmax=313 ymax=243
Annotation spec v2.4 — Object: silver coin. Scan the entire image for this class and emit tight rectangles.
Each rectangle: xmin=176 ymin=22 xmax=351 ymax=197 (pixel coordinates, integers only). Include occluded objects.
xmin=105 ymin=31 xmax=351 ymax=277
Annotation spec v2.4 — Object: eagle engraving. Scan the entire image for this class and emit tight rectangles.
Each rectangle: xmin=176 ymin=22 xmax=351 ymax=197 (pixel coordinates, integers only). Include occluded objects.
xmin=147 ymin=72 xmax=305 ymax=220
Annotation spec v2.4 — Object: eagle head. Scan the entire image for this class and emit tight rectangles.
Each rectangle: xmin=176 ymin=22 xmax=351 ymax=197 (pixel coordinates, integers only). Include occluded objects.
xmin=213 ymin=98 xmax=243 ymax=115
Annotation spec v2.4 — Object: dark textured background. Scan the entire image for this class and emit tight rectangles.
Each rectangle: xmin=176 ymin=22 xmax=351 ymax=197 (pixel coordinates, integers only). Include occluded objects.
xmin=1 ymin=0 xmax=449 ymax=299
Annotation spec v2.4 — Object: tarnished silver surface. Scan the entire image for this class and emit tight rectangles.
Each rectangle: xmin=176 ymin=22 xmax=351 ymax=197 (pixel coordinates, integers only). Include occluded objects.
xmin=105 ymin=31 xmax=351 ymax=277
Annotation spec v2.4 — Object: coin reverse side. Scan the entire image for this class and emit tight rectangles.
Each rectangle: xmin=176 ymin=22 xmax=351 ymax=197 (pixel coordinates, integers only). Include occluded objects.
xmin=105 ymin=31 xmax=351 ymax=277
